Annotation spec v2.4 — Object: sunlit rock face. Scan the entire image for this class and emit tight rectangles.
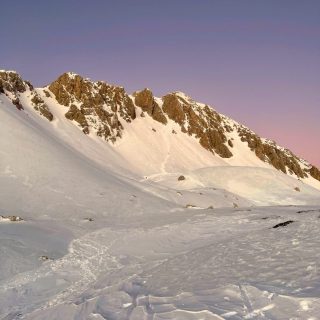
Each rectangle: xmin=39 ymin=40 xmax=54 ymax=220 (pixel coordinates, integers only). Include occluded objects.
xmin=48 ymin=72 xmax=136 ymax=141
xmin=0 ymin=70 xmax=53 ymax=121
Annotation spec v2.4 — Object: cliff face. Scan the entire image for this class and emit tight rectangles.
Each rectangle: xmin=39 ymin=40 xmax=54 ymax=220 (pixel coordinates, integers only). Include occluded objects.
xmin=237 ymin=126 xmax=308 ymax=179
xmin=0 ymin=71 xmax=53 ymax=121
xmin=0 ymin=70 xmax=319 ymax=183
xmin=162 ymin=93 xmax=233 ymax=158
xmin=309 ymin=165 xmax=320 ymax=181
xmin=48 ymin=73 xmax=135 ymax=141
xmin=133 ymin=88 xmax=167 ymax=124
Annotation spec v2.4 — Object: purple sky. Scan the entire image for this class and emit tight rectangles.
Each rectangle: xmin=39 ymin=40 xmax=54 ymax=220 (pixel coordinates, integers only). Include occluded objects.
xmin=1 ymin=1 xmax=319 ymax=166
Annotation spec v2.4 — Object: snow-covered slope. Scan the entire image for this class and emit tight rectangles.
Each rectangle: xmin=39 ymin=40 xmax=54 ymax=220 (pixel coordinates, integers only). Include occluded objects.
xmin=1 ymin=69 xmax=320 ymax=189
xmin=43 ymin=72 xmax=320 ymax=188
xmin=1 ymin=70 xmax=319 ymax=208
xmin=150 ymin=166 xmax=320 ymax=206
xmin=0 ymin=94 xmax=174 ymax=219
xmin=1 ymin=70 xmax=320 ymax=319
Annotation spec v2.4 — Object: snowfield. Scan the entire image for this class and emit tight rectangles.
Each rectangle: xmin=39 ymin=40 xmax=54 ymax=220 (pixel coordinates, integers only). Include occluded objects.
xmin=1 ymin=94 xmax=320 ymax=319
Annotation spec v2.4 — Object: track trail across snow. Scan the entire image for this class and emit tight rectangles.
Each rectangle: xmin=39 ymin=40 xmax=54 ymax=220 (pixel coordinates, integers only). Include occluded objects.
xmin=1 ymin=206 xmax=320 ymax=319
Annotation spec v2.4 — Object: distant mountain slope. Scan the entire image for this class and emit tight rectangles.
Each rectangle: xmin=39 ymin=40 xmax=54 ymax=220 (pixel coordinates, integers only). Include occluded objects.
xmin=1 ymin=69 xmax=320 ymax=192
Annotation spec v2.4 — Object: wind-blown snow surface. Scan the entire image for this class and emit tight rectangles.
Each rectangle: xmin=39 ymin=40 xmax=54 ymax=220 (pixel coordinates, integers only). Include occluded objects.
xmin=1 ymin=95 xmax=320 ymax=319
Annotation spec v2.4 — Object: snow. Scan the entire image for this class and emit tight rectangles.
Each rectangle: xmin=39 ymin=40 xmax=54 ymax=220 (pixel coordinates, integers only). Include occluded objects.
xmin=303 ymin=174 xmax=320 ymax=190
xmin=65 ymin=71 xmax=79 ymax=79
xmin=1 ymin=92 xmax=320 ymax=319
xmin=0 ymin=69 xmax=17 ymax=73
xmin=2 ymin=205 xmax=320 ymax=319
xmin=115 ymin=112 xmax=227 ymax=176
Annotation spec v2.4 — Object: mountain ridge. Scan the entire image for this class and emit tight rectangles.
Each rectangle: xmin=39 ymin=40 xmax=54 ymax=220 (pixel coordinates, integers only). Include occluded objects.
xmin=1 ymin=69 xmax=320 ymax=317
xmin=1 ymin=69 xmax=319 ymax=187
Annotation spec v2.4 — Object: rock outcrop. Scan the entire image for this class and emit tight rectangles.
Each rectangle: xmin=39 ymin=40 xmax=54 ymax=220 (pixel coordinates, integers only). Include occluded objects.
xmin=0 ymin=70 xmax=28 ymax=93
xmin=48 ymin=73 xmax=136 ymax=141
xmin=162 ymin=92 xmax=232 ymax=158
xmin=0 ymin=70 xmax=28 ymax=111
xmin=134 ymin=88 xmax=167 ymax=124
xmin=308 ymin=166 xmax=320 ymax=181
xmin=237 ymin=126 xmax=307 ymax=178
xmin=0 ymin=70 xmax=53 ymax=121
xmin=30 ymin=92 xmax=54 ymax=121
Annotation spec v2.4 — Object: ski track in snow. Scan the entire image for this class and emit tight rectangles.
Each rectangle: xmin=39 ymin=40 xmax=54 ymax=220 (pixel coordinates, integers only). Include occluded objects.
xmin=1 ymin=207 xmax=320 ymax=319
xmin=0 ymin=229 xmax=122 ymax=313
xmin=160 ymin=128 xmax=171 ymax=175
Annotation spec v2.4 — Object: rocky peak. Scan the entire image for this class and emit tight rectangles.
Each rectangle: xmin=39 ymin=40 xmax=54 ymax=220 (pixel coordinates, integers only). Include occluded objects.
xmin=0 ymin=70 xmax=26 ymax=110
xmin=0 ymin=70 xmax=29 ymax=94
xmin=0 ymin=70 xmax=53 ymax=121
xmin=48 ymin=73 xmax=136 ymax=141
xmin=133 ymin=88 xmax=167 ymax=124
xmin=48 ymin=72 xmax=93 ymax=106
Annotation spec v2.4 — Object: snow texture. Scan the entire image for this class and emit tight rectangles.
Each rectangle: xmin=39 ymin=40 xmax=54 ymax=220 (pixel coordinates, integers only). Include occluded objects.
xmin=0 ymin=93 xmax=320 ymax=319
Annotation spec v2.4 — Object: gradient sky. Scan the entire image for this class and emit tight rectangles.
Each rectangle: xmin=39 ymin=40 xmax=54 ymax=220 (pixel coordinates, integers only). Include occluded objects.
xmin=1 ymin=0 xmax=319 ymax=166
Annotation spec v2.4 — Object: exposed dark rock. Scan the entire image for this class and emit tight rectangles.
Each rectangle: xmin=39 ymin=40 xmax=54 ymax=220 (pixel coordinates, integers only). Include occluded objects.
xmin=0 ymin=215 xmax=23 ymax=222
xmin=31 ymin=94 xmax=53 ymax=121
xmin=178 ymin=175 xmax=186 ymax=181
xmin=162 ymin=93 xmax=232 ymax=158
xmin=31 ymin=95 xmax=43 ymax=106
xmin=0 ymin=71 xmax=27 ymax=93
xmin=296 ymin=209 xmax=320 ymax=214
xmin=308 ymin=166 xmax=320 ymax=181
xmin=134 ymin=88 xmax=153 ymax=112
xmin=25 ymin=80 xmax=34 ymax=91
xmin=238 ymin=126 xmax=308 ymax=179
xmin=162 ymin=94 xmax=186 ymax=125
xmin=261 ymin=215 xmax=281 ymax=220
xmin=0 ymin=71 xmax=26 ymax=111
xmin=48 ymin=73 xmax=135 ymax=142
xmin=0 ymin=71 xmax=53 ymax=121
xmin=134 ymin=88 xmax=167 ymax=124
xmin=12 ymin=98 xmax=23 ymax=110
xmin=43 ymin=90 xmax=51 ymax=98
xmin=65 ymin=104 xmax=89 ymax=132
xmin=273 ymin=220 xmax=295 ymax=228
